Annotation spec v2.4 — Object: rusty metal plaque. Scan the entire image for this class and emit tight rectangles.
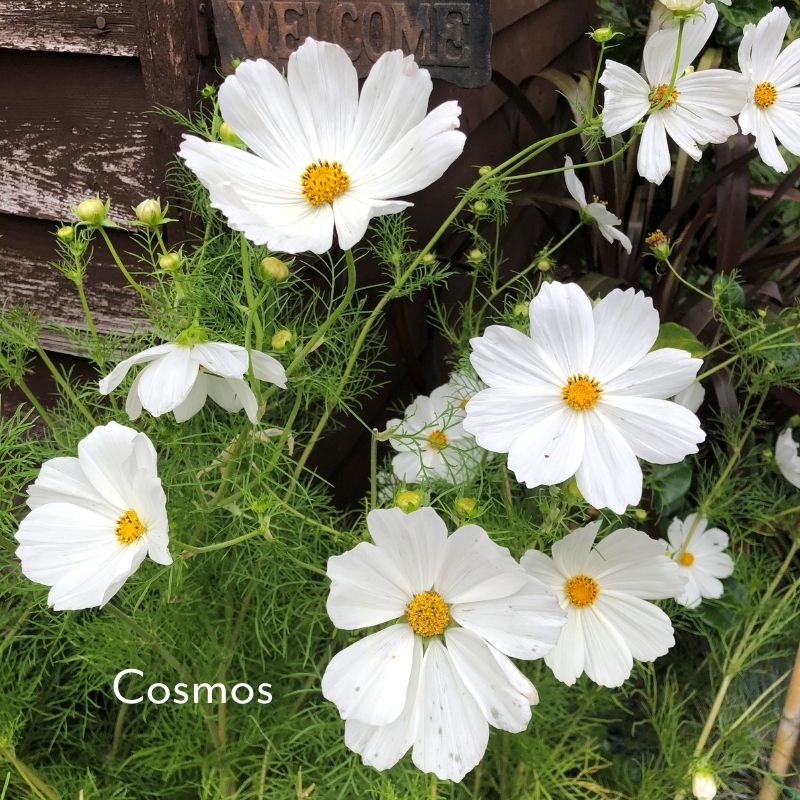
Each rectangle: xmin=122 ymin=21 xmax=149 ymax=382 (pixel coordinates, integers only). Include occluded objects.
xmin=211 ymin=1 xmax=492 ymax=88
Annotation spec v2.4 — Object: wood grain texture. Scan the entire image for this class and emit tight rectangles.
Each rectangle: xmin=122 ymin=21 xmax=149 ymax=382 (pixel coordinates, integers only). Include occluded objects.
xmin=0 ymin=1 xmax=138 ymax=57
xmin=0 ymin=51 xmax=159 ymax=222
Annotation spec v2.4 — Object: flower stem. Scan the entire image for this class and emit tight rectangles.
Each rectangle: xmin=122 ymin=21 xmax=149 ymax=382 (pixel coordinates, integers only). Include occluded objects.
xmin=651 ymin=19 xmax=686 ymax=115
xmin=176 ymin=527 xmax=269 ymax=554
xmin=0 ymin=351 xmax=61 ymax=440
xmin=97 ymin=227 xmax=147 ymax=299
xmin=0 ymin=746 xmax=60 ymax=800
xmin=33 ymin=344 xmax=98 ymax=428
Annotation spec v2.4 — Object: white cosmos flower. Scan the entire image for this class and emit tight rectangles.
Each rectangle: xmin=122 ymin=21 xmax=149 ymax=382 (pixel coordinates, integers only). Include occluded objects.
xmin=673 ymin=380 xmax=705 ymax=413
xmin=665 ymin=514 xmax=734 ymax=608
xmin=321 ymin=507 xmax=566 ymax=782
xmin=564 ymin=156 xmax=632 ymax=253
xmin=738 ymin=7 xmax=800 ymax=173
xmin=179 ymin=39 xmax=465 ymax=254
xmin=15 ymin=422 xmax=171 ymax=611
xmin=99 ymin=340 xmax=286 ymax=424
xmin=464 ymin=281 xmax=705 ymax=513
xmin=521 ymin=522 xmax=686 ymax=688
xmin=387 ymin=378 xmax=484 ymax=485
xmin=600 ymin=3 xmax=747 ymax=184
xmin=776 ymin=427 xmax=800 ymax=488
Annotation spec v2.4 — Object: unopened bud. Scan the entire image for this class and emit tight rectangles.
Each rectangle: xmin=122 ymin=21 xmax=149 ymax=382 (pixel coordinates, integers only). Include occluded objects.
xmin=454 ymin=496 xmax=479 ymax=519
xmin=219 ymin=122 xmax=243 ymax=146
xmin=56 ymin=225 xmax=75 ymax=242
xmin=260 ymin=256 xmax=290 ymax=282
xmin=513 ymin=302 xmax=529 ymax=318
xmin=201 ymin=84 xmax=216 ymax=99
xmin=472 ymin=200 xmax=489 ymax=214
xmin=661 ymin=0 xmax=704 ymax=12
xmin=271 ymin=329 xmax=293 ymax=351
xmin=478 ymin=165 xmax=492 ymax=176
xmin=536 ymin=255 xmax=555 ymax=272
xmin=75 ymin=196 xmax=107 ymax=225
xmin=468 ymin=248 xmax=486 ymax=264
xmin=591 ymin=26 xmax=615 ymax=43
xmin=632 ymin=508 xmax=648 ymax=522
xmin=158 ymin=252 xmax=182 ymax=272
xmin=134 ymin=198 xmax=164 ymax=226
xmin=422 ymin=252 xmax=436 ymax=265
xmin=692 ymin=768 xmax=717 ymax=800
xmin=395 ymin=489 xmax=423 ymax=513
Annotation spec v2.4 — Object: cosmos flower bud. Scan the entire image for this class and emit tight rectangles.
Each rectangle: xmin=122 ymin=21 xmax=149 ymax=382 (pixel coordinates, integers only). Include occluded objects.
xmin=75 ymin=196 xmax=108 ymax=225
xmin=692 ymin=768 xmax=717 ymax=800
xmin=260 ymin=257 xmax=290 ymax=282
xmin=591 ymin=26 xmax=615 ymax=43
xmin=467 ymin=248 xmax=486 ymax=265
xmin=56 ymin=225 xmax=75 ymax=242
xmin=219 ymin=122 xmax=244 ymax=146
xmin=454 ymin=496 xmax=479 ymax=519
xmin=421 ymin=252 xmax=436 ymax=265
xmin=271 ymin=329 xmax=293 ymax=351
xmin=158 ymin=252 xmax=182 ymax=272
xmin=660 ymin=0 xmax=704 ymax=10
xmin=394 ymin=489 xmax=423 ymax=513
xmin=512 ymin=302 xmax=529 ymax=318
xmin=134 ymin=198 xmax=165 ymax=226
xmin=478 ymin=165 xmax=492 ymax=176
xmin=536 ymin=255 xmax=555 ymax=272
xmin=472 ymin=200 xmax=489 ymax=215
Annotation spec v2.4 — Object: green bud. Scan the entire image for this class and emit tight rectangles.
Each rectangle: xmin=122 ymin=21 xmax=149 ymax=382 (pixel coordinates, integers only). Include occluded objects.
xmin=75 ymin=196 xmax=108 ymax=225
xmin=536 ymin=255 xmax=555 ymax=273
xmin=632 ymin=508 xmax=648 ymax=522
xmin=271 ymin=329 xmax=293 ymax=351
xmin=201 ymin=84 xmax=217 ymax=98
xmin=472 ymin=200 xmax=489 ymax=214
xmin=134 ymin=198 xmax=165 ymax=226
xmin=454 ymin=496 xmax=479 ymax=519
xmin=512 ymin=302 xmax=529 ymax=318
xmin=591 ymin=26 xmax=615 ymax=43
xmin=478 ymin=165 xmax=492 ymax=176
xmin=395 ymin=489 xmax=423 ymax=513
xmin=260 ymin=256 xmax=290 ymax=282
xmin=158 ymin=252 xmax=182 ymax=272
xmin=56 ymin=225 xmax=75 ymax=242
xmin=421 ymin=252 xmax=436 ymax=265
xmin=467 ymin=248 xmax=486 ymax=264
xmin=565 ymin=477 xmax=584 ymax=501
xmin=219 ymin=121 xmax=244 ymax=146
xmin=175 ymin=325 xmax=208 ymax=347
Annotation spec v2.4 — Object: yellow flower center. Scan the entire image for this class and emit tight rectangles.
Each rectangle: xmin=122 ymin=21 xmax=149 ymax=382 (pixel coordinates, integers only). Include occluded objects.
xmin=753 ymin=81 xmax=778 ymax=109
xmin=646 ymin=229 xmax=668 ymax=247
xmin=300 ymin=160 xmax=350 ymax=206
xmin=565 ymin=574 xmax=599 ymax=607
xmin=406 ymin=590 xmax=450 ymax=637
xmin=562 ymin=375 xmax=601 ymax=411
xmin=679 ymin=551 xmax=695 ymax=567
xmin=427 ymin=429 xmax=448 ymax=450
xmin=116 ymin=509 xmax=146 ymax=545
xmin=649 ymin=83 xmax=680 ymax=109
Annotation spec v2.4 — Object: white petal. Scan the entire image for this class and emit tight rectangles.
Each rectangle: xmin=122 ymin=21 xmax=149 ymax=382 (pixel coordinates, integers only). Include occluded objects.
xmin=776 ymin=428 xmax=800 ymax=488
xmin=593 ymin=594 xmax=676 ymax=663
xmin=580 ymin=606 xmax=634 ymax=688
xmin=321 ymin=624 xmax=416 ymax=726
xmin=367 ymin=507 xmax=448 ymax=596
xmin=346 ymin=50 xmax=432 ymax=172
xmin=191 ymin=342 xmax=248 ymax=378
xmin=767 ymin=104 xmax=800 ymax=159
xmin=604 ymin=349 xmax=701 ymax=399
xmin=543 ymin=611 xmax=585 ymax=686
xmin=599 ymin=396 xmax=705 ymax=464
xmin=434 ymin=524 xmax=527 ymax=604
xmin=250 ymin=350 xmax=287 ymax=388
xmin=507 ymin=408 xmax=585 ymax=488
xmin=327 ymin=541 xmax=410 ymax=630
xmin=218 ymin=57 xmax=310 ymax=170
xmin=172 ymin=372 xmax=209 ymax=423
xmin=589 ymin=288 xmax=660 ymax=383
xmin=468 ymin=324 xmax=564 ymax=389
xmin=344 ymin=637 xmax=423 ymax=770
xmin=550 ymin=521 xmax=602 ymax=577
xmin=98 ymin=344 xmax=176 ymax=395
xmin=125 ymin=372 xmax=144 ymax=420
xmin=26 ymin=456 xmax=115 ymax=516
xmin=391 ymin=450 xmax=425 ymax=484
xmin=752 ymin=6 xmax=790 ymax=77
xmin=576 ymin=412 xmax=643 ymax=513
xmin=352 ymin=101 xmax=465 ymax=200
xmin=563 ymin=156 xmax=587 ymax=207
xmin=645 ymin=4 xmax=718 ymax=84
xmin=530 ymin=281 xmax=595 ymax=376
xmin=331 ymin=193 xmax=374 ymax=251
xmin=451 ymin=578 xmax=566 ymax=660
xmin=599 ymin=61 xmax=650 ymax=136
xmin=773 ymin=40 xmax=800 ymax=90
xmin=412 ymin=640 xmax=489 ymax=783
xmin=753 ymin=110 xmax=788 ymax=172
xmin=136 ymin=347 xmax=198 ymax=417
xmin=206 ymin=376 xmax=258 ymax=423
xmin=287 ymin=38 xmax=358 ymax=161
xmin=676 ymin=70 xmax=749 ymax=117
xmin=638 ymin=116 xmax=672 ymax=185
xmin=445 ymin=628 xmax=536 ymax=733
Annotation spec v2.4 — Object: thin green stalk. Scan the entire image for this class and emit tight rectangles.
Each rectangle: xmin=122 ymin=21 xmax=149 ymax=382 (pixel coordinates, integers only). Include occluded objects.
xmin=370 ymin=429 xmax=379 ymax=509
xmin=241 ymin=234 xmax=265 ymax=354
xmin=0 ymin=351 xmax=61 ymax=439
xmin=664 ymin=257 xmax=714 ymax=301
xmin=0 ymin=748 xmax=60 ymax=800
xmin=73 ymin=276 xmax=99 ymax=345
xmin=652 ymin=19 xmax=685 ymax=114
xmin=589 ymin=42 xmax=607 ymax=112
xmin=33 ymin=344 xmax=97 ymax=427
xmin=176 ymin=527 xmax=269 ymax=554
xmin=98 ymin=228 xmax=147 ymax=299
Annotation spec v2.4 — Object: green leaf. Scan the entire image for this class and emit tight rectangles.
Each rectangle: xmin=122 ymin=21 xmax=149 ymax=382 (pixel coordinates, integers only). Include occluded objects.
xmin=713 ymin=274 xmax=746 ymax=310
xmin=652 ymin=322 xmax=704 ymax=357
xmin=650 ymin=461 xmax=692 ymax=515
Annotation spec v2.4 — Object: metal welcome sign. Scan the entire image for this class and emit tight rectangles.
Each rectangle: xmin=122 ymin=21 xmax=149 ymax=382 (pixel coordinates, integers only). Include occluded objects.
xmin=211 ymin=1 xmax=492 ymax=87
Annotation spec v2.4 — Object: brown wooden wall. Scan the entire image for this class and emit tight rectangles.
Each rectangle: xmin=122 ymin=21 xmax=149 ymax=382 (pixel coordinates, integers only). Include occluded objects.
xmin=0 ymin=0 xmax=593 ymax=356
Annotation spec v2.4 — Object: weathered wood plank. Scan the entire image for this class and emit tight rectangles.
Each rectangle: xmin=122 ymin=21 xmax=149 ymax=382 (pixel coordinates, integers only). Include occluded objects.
xmin=0 ymin=51 xmax=159 ymax=222
xmin=492 ymin=0 xmax=557 ymax=33
xmin=0 ymin=215 xmax=146 ymax=354
xmin=0 ymin=1 xmax=138 ymax=57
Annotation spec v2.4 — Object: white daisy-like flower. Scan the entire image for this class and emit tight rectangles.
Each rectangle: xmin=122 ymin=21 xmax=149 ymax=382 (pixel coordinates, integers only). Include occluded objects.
xmin=664 ymin=513 xmax=734 ymax=609
xmin=776 ymin=427 xmax=800 ymax=488
xmin=600 ymin=3 xmax=747 ymax=184
xmin=464 ymin=281 xmax=705 ymax=513
xmin=673 ymin=380 xmax=705 ymax=413
xmin=99 ymin=339 xmax=286 ymax=424
xmin=179 ymin=39 xmax=465 ymax=255
xmin=321 ymin=507 xmax=566 ymax=782
xmin=15 ymin=422 xmax=171 ymax=611
xmin=521 ymin=522 xmax=686 ymax=688
xmin=387 ymin=379 xmax=484 ymax=485
xmin=564 ymin=156 xmax=632 ymax=253
xmin=738 ymin=7 xmax=800 ymax=173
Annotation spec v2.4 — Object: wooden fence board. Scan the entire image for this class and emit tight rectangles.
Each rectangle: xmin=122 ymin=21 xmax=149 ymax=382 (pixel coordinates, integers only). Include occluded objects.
xmin=0 ymin=1 xmax=138 ymax=57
